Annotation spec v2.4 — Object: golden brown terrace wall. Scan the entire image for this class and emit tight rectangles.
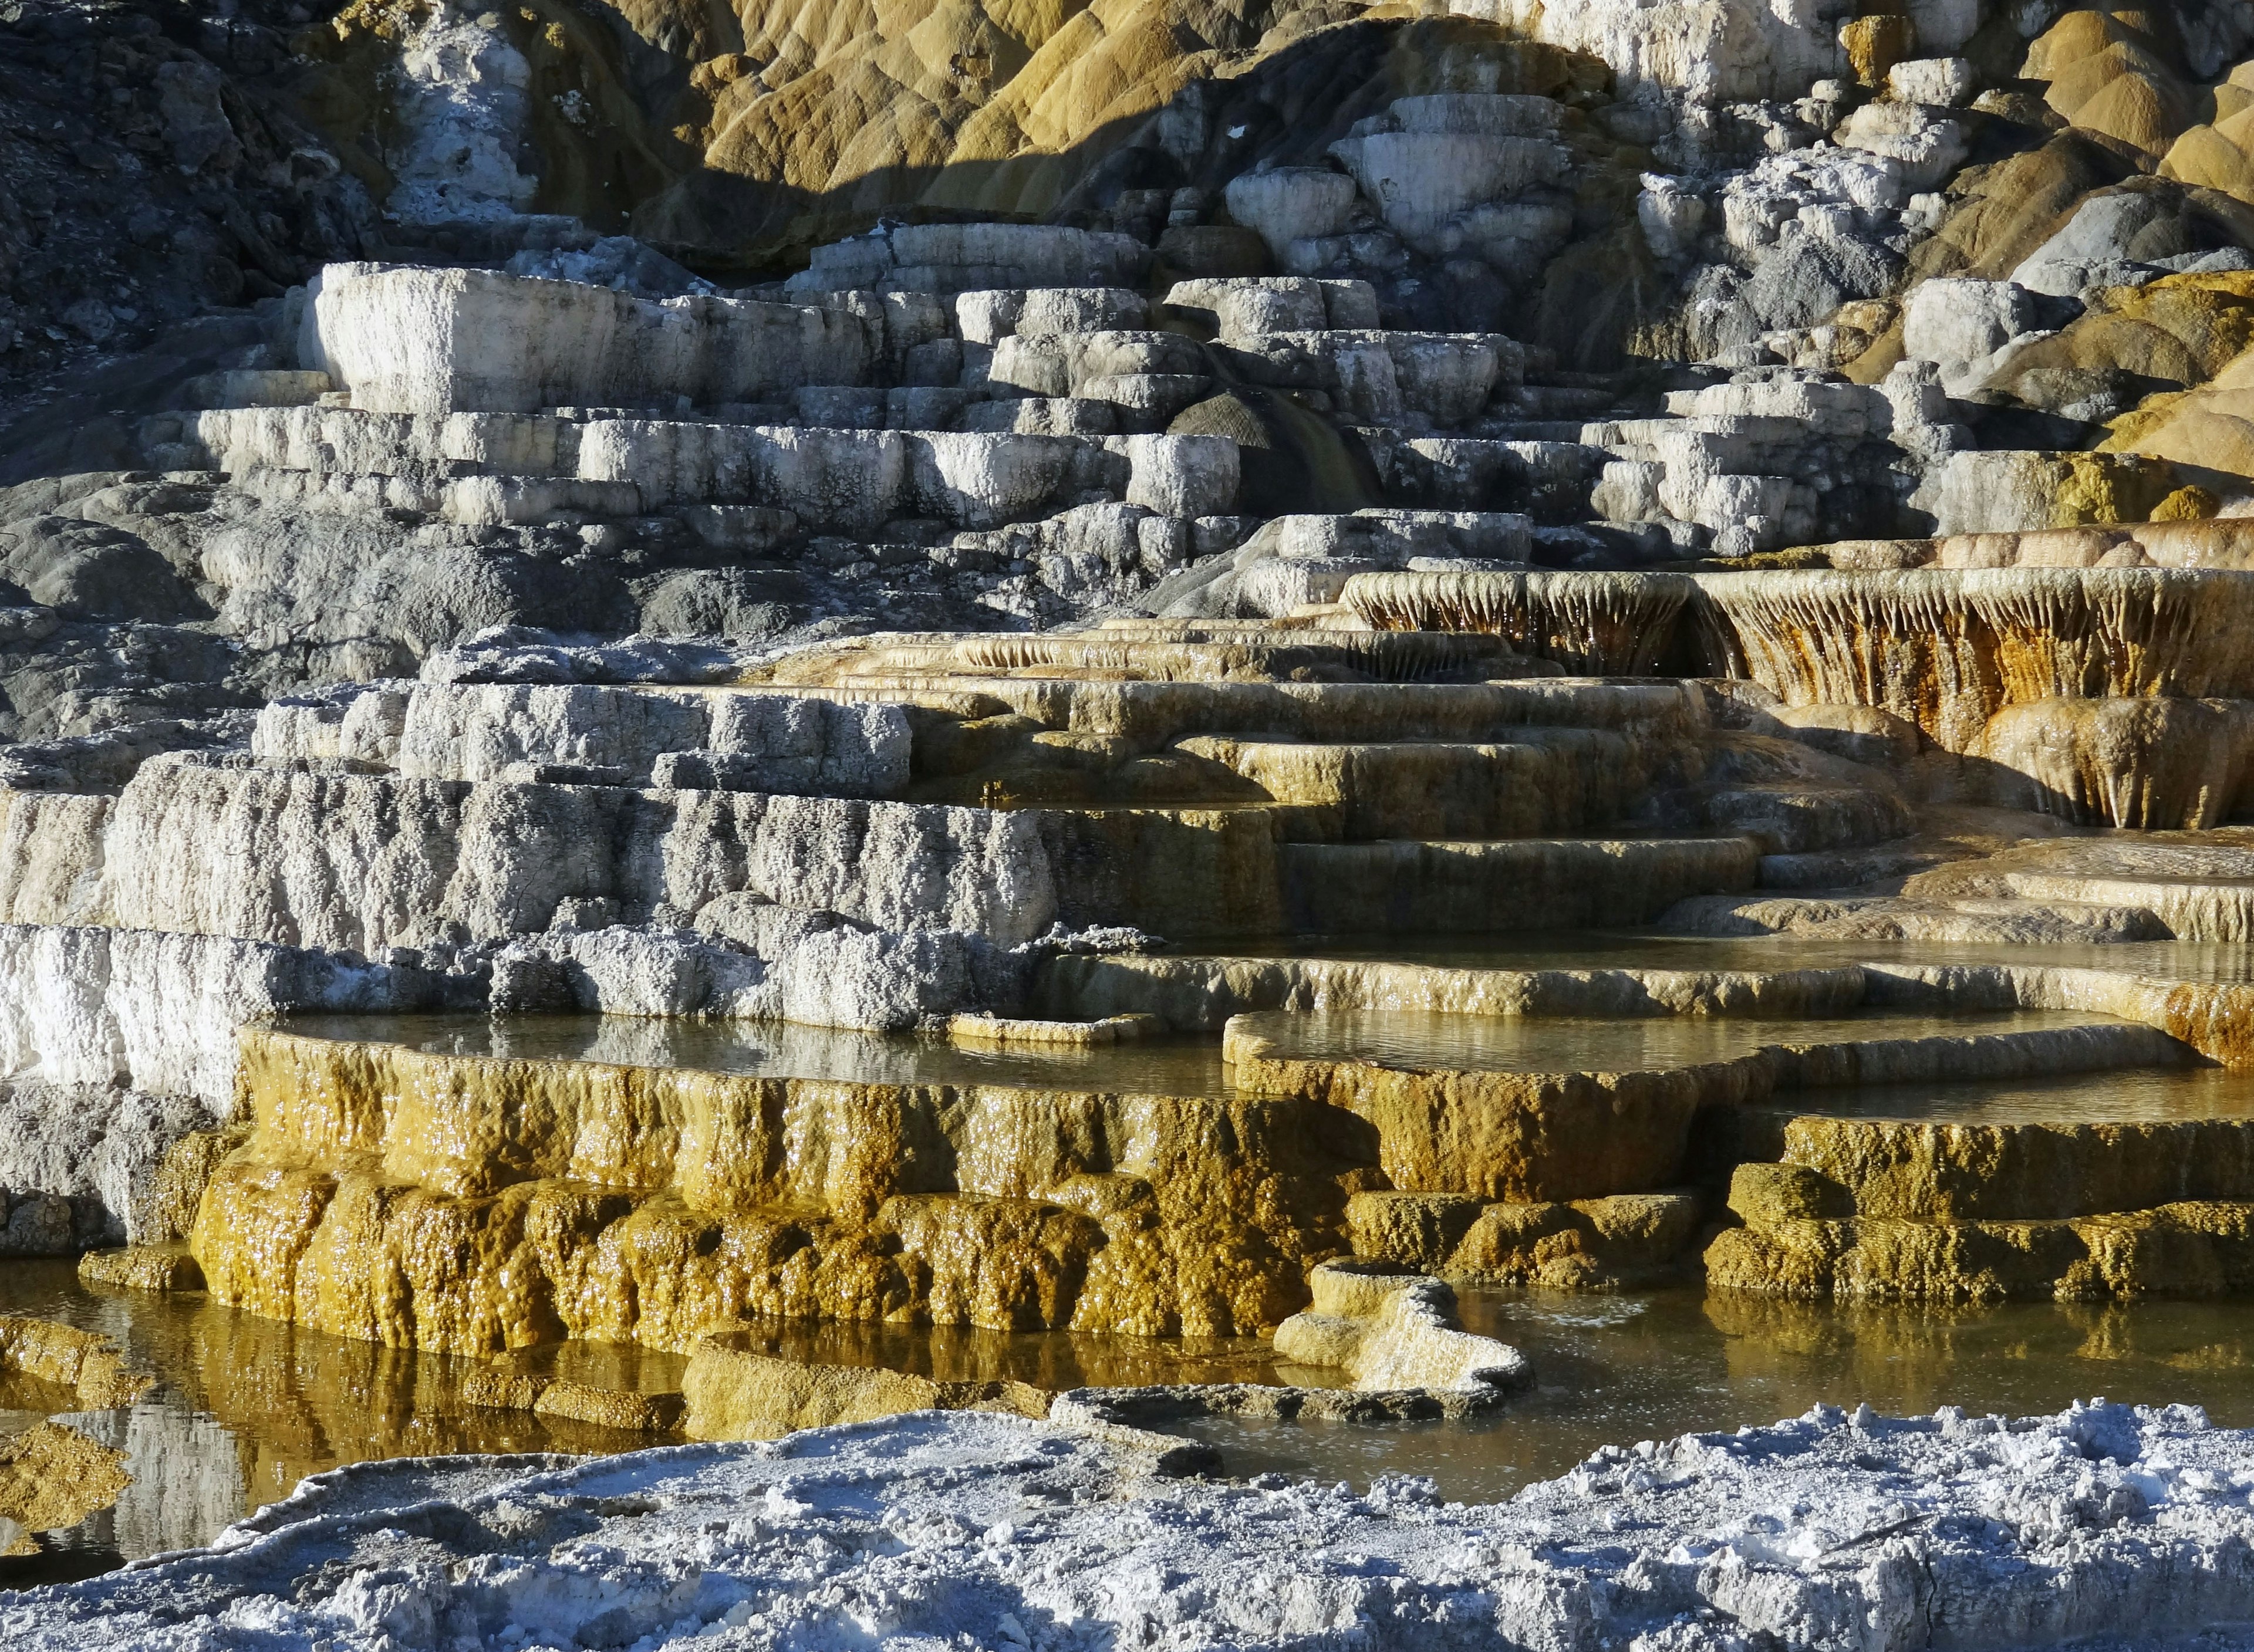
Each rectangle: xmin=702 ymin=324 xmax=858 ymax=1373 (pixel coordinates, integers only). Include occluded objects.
xmin=1222 ymin=1014 xmax=2186 ymax=1204
xmin=1705 ymin=1202 xmax=2254 ymax=1303
xmin=188 ymin=1029 xmax=1364 ymax=1355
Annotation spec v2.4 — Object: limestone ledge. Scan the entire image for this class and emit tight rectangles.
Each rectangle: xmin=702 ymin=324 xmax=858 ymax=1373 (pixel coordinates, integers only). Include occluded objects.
xmin=0 ymin=924 xmax=430 ymax=1103
xmin=258 ymin=681 xmax=915 ymax=799
xmin=1341 ymin=567 xmax=2254 ymax=829
xmin=1735 ymin=1115 xmax=2254 ymax=1225
xmin=1897 ymin=832 xmax=2254 ymax=943
xmin=301 ymin=265 xmax=876 ymax=416
xmin=200 ymin=408 xmax=1244 ymax=533
xmin=1050 ymin=947 xmax=2254 ymax=1067
xmin=1343 ymin=569 xmax=1693 ymax=675
xmin=184 ymin=1026 xmax=1365 ymax=1353
xmin=1223 ymin=1006 xmax=2179 ymax=1203
xmin=1046 ymin=951 xmax=1880 ymax=1029
xmin=1347 ymin=1187 xmax=1706 ymax=1289
xmin=1708 ymin=1202 xmax=2254 ymax=1303
xmin=1859 ymin=958 xmax=2254 ymax=1067
xmin=1054 ymin=947 xmax=2232 ymax=1027
xmin=1349 ymin=565 xmax=2254 ymax=748
xmin=1698 ymin=568 xmax=2254 ymax=753
xmin=679 ymin=1344 xmax=1047 ymax=1444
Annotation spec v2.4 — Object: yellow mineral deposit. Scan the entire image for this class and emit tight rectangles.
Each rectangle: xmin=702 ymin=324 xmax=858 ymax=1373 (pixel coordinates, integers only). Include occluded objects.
xmin=185 ymin=1027 xmax=1360 ymax=1354
xmin=0 ymin=1424 xmax=131 ymax=1552
xmin=679 ymin=1342 xmax=1048 ymax=1441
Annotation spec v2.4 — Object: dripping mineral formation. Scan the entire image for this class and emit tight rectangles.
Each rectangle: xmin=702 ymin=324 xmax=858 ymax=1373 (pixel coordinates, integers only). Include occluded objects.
xmin=12 ymin=0 xmax=2254 ymax=1632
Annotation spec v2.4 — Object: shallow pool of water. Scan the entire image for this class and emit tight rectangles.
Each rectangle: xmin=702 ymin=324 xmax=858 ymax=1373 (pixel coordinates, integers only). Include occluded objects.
xmin=1780 ymin=1063 xmax=2254 ymax=1124
xmin=1210 ymin=930 xmax=2254 ymax=983
xmin=14 ymin=1262 xmax=2254 ymax=1579
xmin=1182 ymin=1289 xmax=2254 ymax=1505
xmin=1234 ymin=1006 xmax=2149 ymax=1075
xmin=276 ymin=1013 xmax=1234 ymax=1097
xmin=0 ymin=1262 xmax=1303 ymax=1576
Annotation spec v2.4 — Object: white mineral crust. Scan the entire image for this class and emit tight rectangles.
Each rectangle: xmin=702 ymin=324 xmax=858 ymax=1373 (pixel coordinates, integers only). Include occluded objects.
xmin=11 ymin=1401 xmax=2254 ymax=1649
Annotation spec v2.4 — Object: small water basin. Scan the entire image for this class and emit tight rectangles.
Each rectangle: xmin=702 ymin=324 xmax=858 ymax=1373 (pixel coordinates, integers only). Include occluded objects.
xmin=1776 ymin=1064 xmax=2254 ymax=1126
xmin=274 ymin=1012 xmax=1233 ymax=1097
xmin=1227 ymin=1006 xmax=2162 ymax=1076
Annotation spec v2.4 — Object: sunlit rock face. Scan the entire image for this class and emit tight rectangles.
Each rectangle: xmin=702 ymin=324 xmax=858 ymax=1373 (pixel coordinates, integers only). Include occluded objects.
xmin=188 ymin=1023 xmax=1363 ymax=1352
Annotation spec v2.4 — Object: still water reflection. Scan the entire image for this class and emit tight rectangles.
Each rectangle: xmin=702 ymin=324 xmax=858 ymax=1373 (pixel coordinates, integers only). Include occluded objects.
xmin=1186 ymin=1289 xmax=2254 ymax=1502
xmin=8 ymin=1262 xmax=2254 ymax=1582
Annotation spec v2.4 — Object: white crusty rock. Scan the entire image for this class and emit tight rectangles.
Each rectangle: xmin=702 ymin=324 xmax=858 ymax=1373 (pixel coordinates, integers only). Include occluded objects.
xmin=0 ymin=1082 xmax=218 ymax=1251
xmin=301 ymin=264 xmax=876 ymax=414
xmin=86 ymin=758 xmax=1060 ymax=953
xmin=381 ymin=1 xmax=538 ymax=224
xmin=491 ymin=916 xmax=1027 ymax=1029
xmin=1220 ymin=168 xmax=1361 ymax=262
xmin=0 ymin=923 xmax=434 ymax=1104
xmin=1833 ymin=100 xmax=1969 ymax=193
xmin=1902 ymin=277 xmax=2053 ymax=398
xmin=1271 ymin=1262 xmax=1530 ymax=1393
xmin=1886 ymin=56 xmax=1977 ymax=106
xmin=376 ymin=681 xmax=912 ymax=796
xmin=2010 ymin=190 xmax=2202 ymax=298
xmin=785 ymin=222 xmax=1149 ymax=295
xmin=10 ymin=1402 xmax=2254 ymax=1649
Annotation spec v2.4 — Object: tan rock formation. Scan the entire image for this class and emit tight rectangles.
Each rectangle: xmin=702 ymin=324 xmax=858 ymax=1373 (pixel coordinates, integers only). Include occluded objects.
xmin=187 ymin=1025 xmax=1361 ymax=1353
xmin=1345 ymin=570 xmax=1696 ymax=675
xmin=1697 ymin=567 xmax=2254 ymax=752
xmin=1968 ymin=696 xmax=2254 ymax=829
xmin=1224 ymin=1006 xmax=2183 ymax=1203
xmin=1706 ymin=1201 xmax=2254 ymax=1303
xmin=1345 ymin=1187 xmax=1703 ymax=1288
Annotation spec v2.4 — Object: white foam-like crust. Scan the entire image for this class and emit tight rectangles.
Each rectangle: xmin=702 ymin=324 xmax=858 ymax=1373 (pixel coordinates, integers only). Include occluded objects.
xmin=9 ymin=1401 xmax=2254 ymax=1649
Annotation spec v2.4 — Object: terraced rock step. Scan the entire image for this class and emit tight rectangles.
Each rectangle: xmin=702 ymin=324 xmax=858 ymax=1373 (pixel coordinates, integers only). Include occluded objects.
xmin=128 ymin=966 xmax=2221 ymax=1359
xmin=1709 ymin=1202 xmax=2254 ymax=1303
xmin=1042 ymin=947 xmax=1882 ymax=1028
xmin=1736 ymin=1110 xmax=2254 ymax=1224
xmin=1177 ymin=734 xmax=1638 ymax=839
xmin=187 ymin=1020 xmax=1358 ymax=1352
xmin=1342 ymin=567 xmax=2254 ymax=832
xmin=1225 ymin=1006 xmax=2183 ymax=1205
xmin=1276 ymin=837 xmax=1762 ymax=931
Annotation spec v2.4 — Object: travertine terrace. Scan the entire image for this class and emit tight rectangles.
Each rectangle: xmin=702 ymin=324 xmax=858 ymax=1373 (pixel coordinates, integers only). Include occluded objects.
xmin=14 ymin=0 xmax=2254 ymax=1632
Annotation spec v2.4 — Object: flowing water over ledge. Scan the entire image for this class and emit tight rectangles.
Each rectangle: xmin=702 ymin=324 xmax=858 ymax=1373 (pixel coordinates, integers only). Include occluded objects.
xmin=15 ymin=1262 xmax=2254 ymax=1583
